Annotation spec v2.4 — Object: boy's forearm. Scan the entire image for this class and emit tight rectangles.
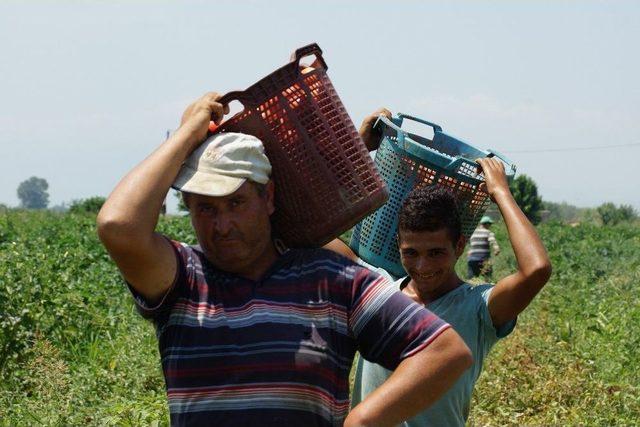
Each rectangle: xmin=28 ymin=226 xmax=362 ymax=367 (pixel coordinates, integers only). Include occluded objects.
xmin=493 ymin=190 xmax=550 ymax=277
xmin=346 ymin=329 xmax=472 ymax=427
xmin=323 ymin=238 xmax=358 ymax=261
xmin=486 ymin=188 xmax=551 ymax=324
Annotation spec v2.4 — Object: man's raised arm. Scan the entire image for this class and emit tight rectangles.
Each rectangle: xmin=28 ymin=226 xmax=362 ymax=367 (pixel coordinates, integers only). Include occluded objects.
xmin=96 ymin=92 xmax=227 ymax=302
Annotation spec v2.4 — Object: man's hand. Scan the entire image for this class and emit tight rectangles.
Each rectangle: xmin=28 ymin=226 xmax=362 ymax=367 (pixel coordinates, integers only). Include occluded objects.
xmin=476 ymin=157 xmax=511 ymax=202
xmin=179 ymin=92 xmax=229 ymax=147
xmin=359 ymin=108 xmax=392 ymax=151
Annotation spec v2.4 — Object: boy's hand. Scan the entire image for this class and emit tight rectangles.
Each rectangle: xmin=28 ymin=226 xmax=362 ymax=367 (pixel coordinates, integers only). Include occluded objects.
xmin=179 ymin=92 xmax=230 ymax=147
xmin=476 ymin=157 xmax=511 ymax=202
xmin=359 ymin=108 xmax=392 ymax=151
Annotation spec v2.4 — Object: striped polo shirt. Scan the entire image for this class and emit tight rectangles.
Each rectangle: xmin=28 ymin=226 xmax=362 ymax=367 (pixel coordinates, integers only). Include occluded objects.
xmin=467 ymin=227 xmax=499 ymax=261
xmin=128 ymin=240 xmax=450 ymax=426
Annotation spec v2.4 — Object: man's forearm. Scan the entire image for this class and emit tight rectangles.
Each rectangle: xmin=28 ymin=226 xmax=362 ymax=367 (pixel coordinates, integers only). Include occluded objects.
xmin=98 ymin=91 xmax=226 ymax=240
xmin=98 ymin=126 xmax=198 ymax=237
xmin=345 ymin=328 xmax=472 ymax=427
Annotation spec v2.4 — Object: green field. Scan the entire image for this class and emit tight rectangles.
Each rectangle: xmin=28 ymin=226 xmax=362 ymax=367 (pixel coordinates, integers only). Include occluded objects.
xmin=1 ymin=211 xmax=638 ymax=425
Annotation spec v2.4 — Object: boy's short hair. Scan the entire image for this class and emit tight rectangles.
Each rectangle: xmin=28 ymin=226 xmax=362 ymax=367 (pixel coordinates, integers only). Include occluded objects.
xmin=398 ymin=185 xmax=462 ymax=244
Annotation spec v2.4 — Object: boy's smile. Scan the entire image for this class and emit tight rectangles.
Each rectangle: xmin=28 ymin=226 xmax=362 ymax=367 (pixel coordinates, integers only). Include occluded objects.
xmin=398 ymin=228 xmax=465 ymax=304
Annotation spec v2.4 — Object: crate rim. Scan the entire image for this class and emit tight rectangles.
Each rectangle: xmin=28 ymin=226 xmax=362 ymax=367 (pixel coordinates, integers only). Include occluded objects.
xmin=375 ymin=114 xmax=517 ymax=179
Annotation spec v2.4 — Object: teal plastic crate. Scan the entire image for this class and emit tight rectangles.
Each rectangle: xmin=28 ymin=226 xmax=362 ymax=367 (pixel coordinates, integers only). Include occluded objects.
xmin=349 ymin=113 xmax=516 ymax=278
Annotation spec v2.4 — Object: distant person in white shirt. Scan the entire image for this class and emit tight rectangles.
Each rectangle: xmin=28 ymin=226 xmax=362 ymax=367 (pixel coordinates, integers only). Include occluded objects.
xmin=467 ymin=216 xmax=500 ymax=279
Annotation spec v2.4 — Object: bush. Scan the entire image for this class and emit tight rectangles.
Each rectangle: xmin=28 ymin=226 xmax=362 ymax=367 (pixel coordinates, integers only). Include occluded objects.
xmin=68 ymin=197 xmax=106 ymax=214
xmin=509 ymin=175 xmax=543 ymax=225
xmin=597 ymin=202 xmax=637 ymax=225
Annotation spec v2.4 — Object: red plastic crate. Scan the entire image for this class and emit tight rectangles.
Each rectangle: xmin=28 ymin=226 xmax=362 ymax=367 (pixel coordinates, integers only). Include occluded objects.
xmin=213 ymin=43 xmax=388 ymax=247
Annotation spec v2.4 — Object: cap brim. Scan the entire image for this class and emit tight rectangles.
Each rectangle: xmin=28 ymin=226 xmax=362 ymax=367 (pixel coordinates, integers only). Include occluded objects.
xmin=172 ymin=164 xmax=246 ymax=197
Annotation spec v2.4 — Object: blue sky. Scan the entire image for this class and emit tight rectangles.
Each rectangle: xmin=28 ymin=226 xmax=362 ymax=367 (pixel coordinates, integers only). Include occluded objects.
xmin=1 ymin=1 xmax=638 ymax=212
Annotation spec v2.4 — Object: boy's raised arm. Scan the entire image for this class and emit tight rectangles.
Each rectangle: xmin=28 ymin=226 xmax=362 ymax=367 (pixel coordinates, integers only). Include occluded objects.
xmin=476 ymin=158 xmax=552 ymax=327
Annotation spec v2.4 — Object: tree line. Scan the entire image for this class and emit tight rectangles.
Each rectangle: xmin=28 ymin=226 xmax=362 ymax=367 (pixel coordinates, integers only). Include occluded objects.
xmin=7 ymin=175 xmax=638 ymax=226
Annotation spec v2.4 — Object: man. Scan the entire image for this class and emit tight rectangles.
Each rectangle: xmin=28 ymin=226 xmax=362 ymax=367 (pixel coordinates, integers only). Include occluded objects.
xmin=467 ymin=215 xmax=501 ymax=279
xmin=97 ymin=92 xmax=472 ymax=426
xmin=328 ymin=114 xmax=551 ymax=425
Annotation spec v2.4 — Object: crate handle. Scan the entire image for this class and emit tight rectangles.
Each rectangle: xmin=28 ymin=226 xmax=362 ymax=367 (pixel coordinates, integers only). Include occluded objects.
xmin=290 ymin=43 xmax=328 ymax=72
xmin=442 ymin=157 xmax=473 ymax=172
xmin=397 ymin=113 xmax=443 ymax=132
xmin=218 ymin=91 xmax=252 ymax=107
xmin=442 ymin=151 xmax=517 ymax=175
xmin=486 ymin=149 xmax=517 ymax=175
xmin=207 ymin=91 xmax=251 ymax=130
xmin=374 ymin=115 xmax=408 ymax=142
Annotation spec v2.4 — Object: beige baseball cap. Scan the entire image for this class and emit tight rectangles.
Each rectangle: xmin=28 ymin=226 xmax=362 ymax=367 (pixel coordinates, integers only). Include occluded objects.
xmin=172 ymin=132 xmax=272 ymax=197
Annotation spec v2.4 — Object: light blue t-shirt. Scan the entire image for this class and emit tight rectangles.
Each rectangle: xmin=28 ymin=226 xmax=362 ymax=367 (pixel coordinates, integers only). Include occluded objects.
xmin=351 ymin=270 xmax=516 ymax=427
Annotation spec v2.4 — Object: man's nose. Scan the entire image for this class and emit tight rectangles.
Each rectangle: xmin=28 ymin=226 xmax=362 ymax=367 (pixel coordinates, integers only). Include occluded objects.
xmin=213 ymin=213 xmax=234 ymax=235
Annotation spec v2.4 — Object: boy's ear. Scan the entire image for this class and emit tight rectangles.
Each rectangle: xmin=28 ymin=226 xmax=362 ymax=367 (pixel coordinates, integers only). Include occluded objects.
xmin=455 ymin=235 xmax=466 ymax=257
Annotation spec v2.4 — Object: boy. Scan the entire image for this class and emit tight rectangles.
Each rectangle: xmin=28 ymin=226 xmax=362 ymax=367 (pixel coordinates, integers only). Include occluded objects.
xmin=329 ymin=156 xmax=551 ymax=426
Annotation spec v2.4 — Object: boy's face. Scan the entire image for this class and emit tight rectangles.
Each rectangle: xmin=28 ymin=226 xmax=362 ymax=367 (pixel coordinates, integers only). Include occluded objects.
xmin=398 ymin=227 xmax=465 ymax=298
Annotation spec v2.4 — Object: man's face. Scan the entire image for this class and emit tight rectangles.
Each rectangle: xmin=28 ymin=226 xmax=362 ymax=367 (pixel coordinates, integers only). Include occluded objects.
xmin=398 ymin=228 xmax=464 ymax=296
xmin=187 ymin=181 xmax=275 ymax=275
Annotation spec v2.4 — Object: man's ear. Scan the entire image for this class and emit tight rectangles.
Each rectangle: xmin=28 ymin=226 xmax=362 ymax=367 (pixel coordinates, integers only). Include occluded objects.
xmin=455 ymin=235 xmax=466 ymax=257
xmin=265 ymin=180 xmax=276 ymax=215
xmin=182 ymin=192 xmax=191 ymax=211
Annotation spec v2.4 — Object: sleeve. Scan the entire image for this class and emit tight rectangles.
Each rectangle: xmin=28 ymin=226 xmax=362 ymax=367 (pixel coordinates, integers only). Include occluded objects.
xmin=355 ymin=257 xmax=398 ymax=283
xmin=348 ymin=266 xmax=451 ymax=371
xmin=477 ymin=284 xmax=516 ymax=340
xmin=125 ymin=238 xmax=190 ymax=320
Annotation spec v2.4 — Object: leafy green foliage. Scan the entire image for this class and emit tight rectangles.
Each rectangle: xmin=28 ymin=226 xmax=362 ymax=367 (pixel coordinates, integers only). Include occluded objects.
xmin=68 ymin=197 xmax=107 ymax=214
xmin=16 ymin=176 xmax=49 ymax=209
xmin=0 ymin=211 xmax=194 ymax=425
xmin=597 ymin=202 xmax=637 ymax=225
xmin=469 ymin=222 xmax=640 ymax=424
xmin=1 ymin=211 xmax=638 ymax=424
xmin=509 ymin=174 xmax=543 ymax=224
